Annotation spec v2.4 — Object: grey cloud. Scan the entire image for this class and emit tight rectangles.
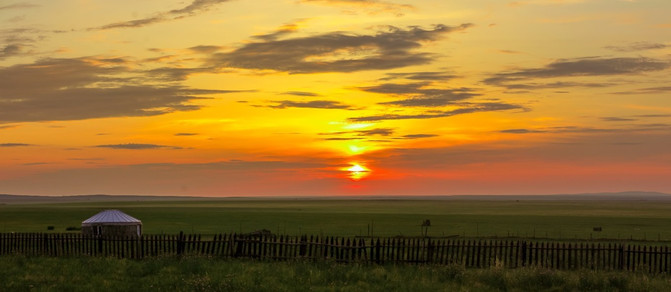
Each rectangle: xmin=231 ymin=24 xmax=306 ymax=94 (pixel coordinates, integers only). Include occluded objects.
xmin=636 ymin=114 xmax=671 ymax=118
xmin=502 ymin=81 xmax=613 ymax=90
xmin=349 ymin=102 xmax=525 ymax=122
xmin=485 ymin=57 xmax=670 ymax=87
xmin=601 ymin=117 xmax=637 ymax=122
xmin=1 ymin=44 xmax=24 ymax=59
xmin=175 ymin=133 xmax=199 ymax=136
xmin=605 ymin=42 xmax=668 ymax=52
xmin=0 ymin=3 xmax=38 ymax=10
xmin=98 ymin=16 xmax=163 ymax=30
xmin=612 ymin=86 xmax=671 ymax=95
xmin=188 ymin=45 xmax=224 ymax=54
xmin=320 ymin=127 xmax=394 ymax=137
xmin=94 ymin=0 xmax=231 ymax=30
xmin=359 ymin=82 xmax=481 ymax=107
xmin=0 ymin=58 xmax=237 ymax=123
xmin=0 ymin=143 xmax=32 ymax=147
xmin=323 ymin=137 xmax=362 ymax=141
xmin=252 ymin=23 xmax=301 ymax=41
xmin=500 ymin=129 xmax=546 ymax=134
xmin=94 ymin=143 xmax=183 ymax=150
xmin=168 ymin=0 xmax=229 ymax=15
xmin=212 ymin=24 xmax=473 ymax=73
xmin=0 ymin=28 xmax=41 ymax=60
xmin=379 ymin=71 xmax=458 ymax=81
xmin=281 ymin=91 xmax=320 ymax=97
xmin=300 ymin=0 xmax=414 ymax=15
xmin=400 ymin=134 xmax=438 ymax=139
xmin=500 ymin=124 xmax=671 ymax=136
xmin=264 ymin=100 xmax=353 ymax=109
xmin=360 ymin=128 xmax=394 ymax=136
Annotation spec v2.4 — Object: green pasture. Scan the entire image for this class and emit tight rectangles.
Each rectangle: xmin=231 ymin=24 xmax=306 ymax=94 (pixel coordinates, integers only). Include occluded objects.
xmin=2 ymin=199 xmax=671 ymax=241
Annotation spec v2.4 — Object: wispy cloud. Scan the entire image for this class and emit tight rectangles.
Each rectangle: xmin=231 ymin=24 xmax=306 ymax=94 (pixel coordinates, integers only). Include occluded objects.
xmin=93 ymin=0 xmax=231 ymax=30
xmin=281 ymin=91 xmax=321 ymax=97
xmin=0 ymin=3 xmax=38 ymax=11
xmin=321 ymin=128 xmax=395 ymax=138
xmin=0 ymin=143 xmax=32 ymax=147
xmin=379 ymin=71 xmax=458 ymax=81
xmin=605 ymin=42 xmax=668 ymax=52
xmin=211 ymin=24 xmax=473 ymax=73
xmin=612 ymin=86 xmax=671 ymax=95
xmin=94 ymin=143 xmax=183 ymax=150
xmin=300 ymin=0 xmax=414 ymax=16
xmin=358 ymin=82 xmax=481 ymax=107
xmin=485 ymin=57 xmax=670 ymax=88
xmin=350 ymin=102 xmax=525 ymax=122
xmin=0 ymin=58 xmax=241 ymax=123
xmin=261 ymin=100 xmax=354 ymax=110
xmin=399 ymin=134 xmax=438 ymax=139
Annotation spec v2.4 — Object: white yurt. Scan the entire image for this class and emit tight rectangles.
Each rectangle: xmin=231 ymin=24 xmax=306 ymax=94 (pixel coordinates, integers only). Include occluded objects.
xmin=81 ymin=210 xmax=142 ymax=237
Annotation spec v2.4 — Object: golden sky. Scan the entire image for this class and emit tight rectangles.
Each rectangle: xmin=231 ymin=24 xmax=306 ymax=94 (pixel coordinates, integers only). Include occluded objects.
xmin=1 ymin=0 xmax=670 ymax=196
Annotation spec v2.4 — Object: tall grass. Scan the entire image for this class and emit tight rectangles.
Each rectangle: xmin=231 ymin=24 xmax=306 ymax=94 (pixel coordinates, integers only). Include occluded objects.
xmin=2 ymin=255 xmax=671 ymax=291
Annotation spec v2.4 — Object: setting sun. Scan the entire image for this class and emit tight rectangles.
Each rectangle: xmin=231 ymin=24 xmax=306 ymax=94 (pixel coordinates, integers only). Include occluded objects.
xmin=345 ymin=163 xmax=371 ymax=181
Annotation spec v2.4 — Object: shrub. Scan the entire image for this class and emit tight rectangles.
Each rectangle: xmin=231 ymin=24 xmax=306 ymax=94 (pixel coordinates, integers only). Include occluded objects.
xmin=47 ymin=226 xmax=55 ymax=231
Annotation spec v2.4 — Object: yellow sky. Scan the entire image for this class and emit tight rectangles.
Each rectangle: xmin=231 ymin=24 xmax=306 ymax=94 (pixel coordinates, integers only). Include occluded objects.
xmin=1 ymin=0 xmax=670 ymax=196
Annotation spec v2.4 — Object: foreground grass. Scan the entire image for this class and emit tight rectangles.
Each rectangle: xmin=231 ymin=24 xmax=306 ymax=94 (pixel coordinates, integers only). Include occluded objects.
xmin=2 ymin=256 xmax=671 ymax=291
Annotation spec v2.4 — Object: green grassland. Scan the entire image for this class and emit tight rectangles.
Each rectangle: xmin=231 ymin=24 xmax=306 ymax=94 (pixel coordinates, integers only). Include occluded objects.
xmin=3 ymin=199 xmax=671 ymax=241
xmin=2 ymin=256 xmax=671 ymax=291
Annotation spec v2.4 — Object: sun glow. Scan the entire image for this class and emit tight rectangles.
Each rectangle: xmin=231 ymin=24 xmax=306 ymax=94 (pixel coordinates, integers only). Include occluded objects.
xmin=344 ymin=163 xmax=371 ymax=181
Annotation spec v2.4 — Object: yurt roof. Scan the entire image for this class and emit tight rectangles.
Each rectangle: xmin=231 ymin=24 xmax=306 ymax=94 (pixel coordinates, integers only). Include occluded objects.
xmin=82 ymin=209 xmax=141 ymax=225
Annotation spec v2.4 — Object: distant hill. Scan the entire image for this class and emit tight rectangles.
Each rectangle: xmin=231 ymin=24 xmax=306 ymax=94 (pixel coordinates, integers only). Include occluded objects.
xmin=1 ymin=191 xmax=670 ymax=204
xmin=0 ymin=194 xmax=212 ymax=204
xmin=442 ymin=191 xmax=671 ymax=201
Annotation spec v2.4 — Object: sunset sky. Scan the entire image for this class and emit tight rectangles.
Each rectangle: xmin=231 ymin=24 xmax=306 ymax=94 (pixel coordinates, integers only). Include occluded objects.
xmin=1 ymin=0 xmax=670 ymax=197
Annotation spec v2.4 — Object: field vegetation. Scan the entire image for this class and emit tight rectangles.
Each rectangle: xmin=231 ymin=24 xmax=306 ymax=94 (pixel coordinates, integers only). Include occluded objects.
xmin=3 ymin=199 xmax=671 ymax=241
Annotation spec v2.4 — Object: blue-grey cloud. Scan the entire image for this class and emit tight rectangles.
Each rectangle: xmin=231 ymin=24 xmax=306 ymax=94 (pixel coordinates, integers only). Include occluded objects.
xmin=300 ymin=0 xmax=414 ymax=16
xmin=94 ymin=143 xmax=183 ymax=150
xmin=0 ymin=143 xmax=32 ymax=147
xmin=485 ymin=57 xmax=670 ymax=88
xmin=0 ymin=3 xmax=38 ymax=10
xmin=0 ymin=58 xmax=241 ymax=123
xmin=175 ymin=133 xmax=199 ymax=136
xmin=379 ymin=71 xmax=458 ymax=81
xmin=262 ymin=100 xmax=354 ymax=109
xmin=350 ymin=102 xmax=525 ymax=122
xmin=281 ymin=91 xmax=321 ymax=97
xmin=399 ymin=134 xmax=438 ymax=139
xmin=212 ymin=24 xmax=473 ymax=73
xmin=605 ymin=42 xmax=668 ymax=52
xmin=94 ymin=0 xmax=231 ymax=30
xmin=358 ymin=82 xmax=481 ymax=107
xmin=601 ymin=117 xmax=637 ymax=122
xmin=612 ymin=86 xmax=671 ymax=95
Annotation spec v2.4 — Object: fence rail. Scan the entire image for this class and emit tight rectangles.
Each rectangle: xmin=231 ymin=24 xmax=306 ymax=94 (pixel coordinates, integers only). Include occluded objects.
xmin=1 ymin=232 xmax=671 ymax=272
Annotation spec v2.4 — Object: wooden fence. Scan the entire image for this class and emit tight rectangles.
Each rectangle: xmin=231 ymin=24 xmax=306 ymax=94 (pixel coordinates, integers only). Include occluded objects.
xmin=2 ymin=232 xmax=671 ymax=273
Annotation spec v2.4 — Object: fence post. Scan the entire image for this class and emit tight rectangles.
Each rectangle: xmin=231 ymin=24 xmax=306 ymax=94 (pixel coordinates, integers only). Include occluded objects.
xmin=97 ymin=235 xmax=103 ymax=255
xmin=299 ymin=235 xmax=307 ymax=257
xmin=177 ymin=231 xmax=184 ymax=255
xmin=521 ymin=241 xmax=527 ymax=267
xmin=375 ymin=239 xmax=381 ymax=264
xmin=234 ymin=234 xmax=244 ymax=258
xmin=618 ymin=244 xmax=624 ymax=270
